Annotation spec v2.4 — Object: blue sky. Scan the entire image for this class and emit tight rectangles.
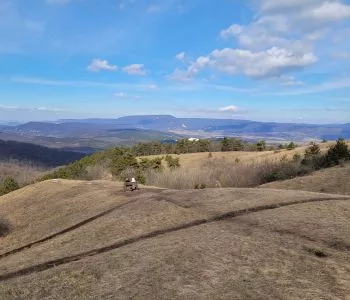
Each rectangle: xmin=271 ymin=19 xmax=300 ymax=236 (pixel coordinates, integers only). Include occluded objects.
xmin=0 ymin=0 xmax=350 ymax=123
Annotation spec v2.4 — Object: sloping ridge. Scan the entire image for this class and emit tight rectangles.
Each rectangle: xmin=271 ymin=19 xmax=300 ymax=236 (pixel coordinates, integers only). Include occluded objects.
xmin=1 ymin=180 xmax=350 ymax=299
xmin=0 ymin=180 xmax=349 ymax=280
xmin=0 ymin=195 xmax=349 ymax=282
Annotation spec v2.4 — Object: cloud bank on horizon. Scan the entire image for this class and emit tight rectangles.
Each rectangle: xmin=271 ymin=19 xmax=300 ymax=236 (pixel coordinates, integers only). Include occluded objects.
xmin=0 ymin=0 xmax=349 ymax=123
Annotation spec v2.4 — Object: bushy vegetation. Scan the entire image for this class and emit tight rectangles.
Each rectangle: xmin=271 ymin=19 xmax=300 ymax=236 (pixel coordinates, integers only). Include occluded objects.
xmin=0 ymin=218 xmax=11 ymax=237
xmin=278 ymin=142 xmax=298 ymax=150
xmin=302 ymin=138 xmax=350 ymax=169
xmin=145 ymin=138 xmax=350 ymax=189
xmin=164 ymin=155 xmax=181 ymax=169
xmin=40 ymin=147 xmax=168 ymax=184
xmin=0 ymin=177 xmax=19 ymax=196
xmin=326 ymin=138 xmax=350 ymax=166
xmin=130 ymin=138 xmax=275 ymax=156
xmin=39 ymin=138 xmax=349 ymax=191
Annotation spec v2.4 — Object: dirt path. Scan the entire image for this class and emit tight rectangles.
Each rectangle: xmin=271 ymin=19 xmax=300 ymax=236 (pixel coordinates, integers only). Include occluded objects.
xmin=1 ymin=196 xmax=348 ymax=282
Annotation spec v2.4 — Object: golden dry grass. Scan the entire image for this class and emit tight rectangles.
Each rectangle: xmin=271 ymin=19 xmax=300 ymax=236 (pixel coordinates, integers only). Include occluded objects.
xmin=142 ymin=141 xmax=350 ymax=190
xmin=143 ymin=141 xmax=350 ymax=170
xmin=0 ymin=179 xmax=349 ymax=299
xmin=260 ymin=162 xmax=350 ymax=195
xmin=0 ymin=179 xmax=131 ymax=254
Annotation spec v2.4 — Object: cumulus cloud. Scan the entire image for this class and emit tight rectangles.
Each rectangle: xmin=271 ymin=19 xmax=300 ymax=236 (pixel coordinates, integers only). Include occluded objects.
xmin=220 ymin=24 xmax=242 ymax=39
xmin=221 ymin=0 xmax=350 ymax=49
xmin=182 ymin=0 xmax=350 ymax=81
xmin=87 ymin=59 xmax=118 ymax=72
xmin=211 ymin=47 xmax=317 ymax=78
xmin=302 ymin=1 xmax=350 ymax=24
xmin=169 ymin=56 xmax=210 ymax=81
xmin=175 ymin=52 xmax=186 ymax=61
xmin=122 ymin=64 xmax=146 ymax=75
xmin=219 ymin=105 xmax=240 ymax=112
xmin=172 ymin=47 xmax=316 ymax=80
xmin=115 ymin=92 xmax=141 ymax=99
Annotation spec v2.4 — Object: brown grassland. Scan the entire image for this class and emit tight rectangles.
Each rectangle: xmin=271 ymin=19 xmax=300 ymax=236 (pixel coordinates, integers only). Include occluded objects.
xmin=0 ymin=176 xmax=349 ymax=299
xmin=143 ymin=142 xmax=350 ymax=189
xmin=0 ymin=142 xmax=350 ymax=299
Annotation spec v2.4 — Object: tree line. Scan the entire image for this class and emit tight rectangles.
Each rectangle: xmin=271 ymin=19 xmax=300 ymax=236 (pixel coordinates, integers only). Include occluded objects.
xmin=130 ymin=138 xmax=282 ymax=156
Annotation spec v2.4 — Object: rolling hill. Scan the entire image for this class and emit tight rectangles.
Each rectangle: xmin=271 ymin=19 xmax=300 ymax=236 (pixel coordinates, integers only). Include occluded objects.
xmin=260 ymin=162 xmax=350 ymax=195
xmin=0 ymin=180 xmax=349 ymax=299
xmin=0 ymin=140 xmax=85 ymax=168
xmin=1 ymin=116 xmax=350 ymax=151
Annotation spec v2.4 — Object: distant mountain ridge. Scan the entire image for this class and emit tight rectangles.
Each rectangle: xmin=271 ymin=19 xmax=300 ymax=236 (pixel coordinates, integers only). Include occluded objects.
xmin=58 ymin=115 xmax=350 ymax=141
xmin=0 ymin=115 xmax=349 ymax=148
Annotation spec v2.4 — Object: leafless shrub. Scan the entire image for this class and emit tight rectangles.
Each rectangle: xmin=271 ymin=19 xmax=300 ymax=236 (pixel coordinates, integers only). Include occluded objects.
xmin=0 ymin=159 xmax=47 ymax=187
xmin=83 ymin=163 xmax=112 ymax=181
xmin=144 ymin=157 xmax=311 ymax=190
xmin=0 ymin=217 xmax=11 ymax=237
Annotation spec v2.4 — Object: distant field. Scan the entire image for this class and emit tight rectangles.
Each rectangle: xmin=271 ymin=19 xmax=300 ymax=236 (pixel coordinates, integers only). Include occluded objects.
xmin=0 ymin=180 xmax=349 ymax=299
xmin=142 ymin=141 xmax=350 ymax=170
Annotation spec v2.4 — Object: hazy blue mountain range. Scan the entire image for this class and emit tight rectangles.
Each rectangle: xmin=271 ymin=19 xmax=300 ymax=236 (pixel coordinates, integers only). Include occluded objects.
xmin=0 ymin=116 xmax=349 ymax=153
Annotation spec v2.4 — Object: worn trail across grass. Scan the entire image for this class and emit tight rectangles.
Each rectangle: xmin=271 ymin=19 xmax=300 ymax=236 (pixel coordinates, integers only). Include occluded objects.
xmin=0 ymin=193 xmax=348 ymax=281
xmin=1 ymin=180 xmax=350 ymax=299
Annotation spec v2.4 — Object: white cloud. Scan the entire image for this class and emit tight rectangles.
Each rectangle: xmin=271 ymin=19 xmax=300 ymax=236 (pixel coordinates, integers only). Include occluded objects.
xmin=220 ymin=24 xmax=242 ymax=39
xmin=279 ymin=75 xmax=305 ymax=86
xmin=122 ymin=64 xmax=146 ymax=75
xmin=220 ymin=0 xmax=350 ymax=51
xmin=208 ymin=47 xmax=317 ymax=79
xmin=303 ymin=1 xmax=350 ymax=24
xmin=168 ymin=68 xmax=193 ymax=82
xmin=36 ymin=106 xmax=66 ymax=112
xmin=169 ymin=56 xmax=210 ymax=81
xmin=148 ymin=84 xmax=158 ymax=90
xmin=175 ymin=52 xmax=186 ymax=61
xmin=208 ymin=0 xmax=350 ymax=81
xmin=87 ymin=59 xmax=118 ymax=72
xmin=219 ymin=105 xmax=240 ymax=112
xmin=260 ymin=0 xmax=321 ymax=13
xmin=115 ymin=92 xmax=141 ymax=100
xmin=173 ymin=45 xmax=317 ymax=80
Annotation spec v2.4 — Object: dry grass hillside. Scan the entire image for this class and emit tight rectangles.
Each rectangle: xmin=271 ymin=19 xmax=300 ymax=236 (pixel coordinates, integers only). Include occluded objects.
xmin=260 ymin=162 xmax=350 ymax=195
xmin=0 ymin=179 xmax=349 ymax=299
xmin=141 ymin=141 xmax=350 ymax=189
xmin=151 ymin=141 xmax=349 ymax=170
